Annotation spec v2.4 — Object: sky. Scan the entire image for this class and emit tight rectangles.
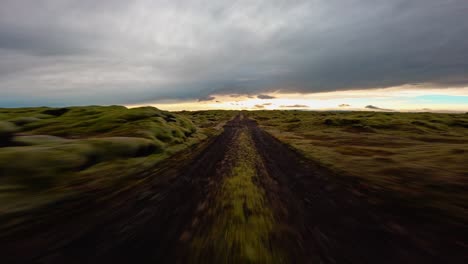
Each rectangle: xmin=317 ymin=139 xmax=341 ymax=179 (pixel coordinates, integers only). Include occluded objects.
xmin=0 ymin=0 xmax=467 ymax=111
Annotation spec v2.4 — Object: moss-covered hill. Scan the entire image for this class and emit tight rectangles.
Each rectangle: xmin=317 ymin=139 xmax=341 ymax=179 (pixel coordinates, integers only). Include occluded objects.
xmin=0 ymin=106 xmax=234 ymax=213
xmin=1 ymin=105 xmax=196 ymax=142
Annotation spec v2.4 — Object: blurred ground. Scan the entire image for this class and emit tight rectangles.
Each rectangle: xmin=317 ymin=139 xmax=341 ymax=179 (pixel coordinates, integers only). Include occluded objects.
xmin=0 ymin=106 xmax=234 ymax=213
xmin=0 ymin=108 xmax=466 ymax=263
xmin=248 ymin=110 xmax=468 ymax=225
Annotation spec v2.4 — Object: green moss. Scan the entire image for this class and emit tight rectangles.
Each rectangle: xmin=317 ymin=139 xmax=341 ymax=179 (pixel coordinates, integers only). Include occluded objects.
xmin=84 ymin=137 xmax=162 ymax=160
xmin=249 ymin=110 xmax=468 ymax=224
xmin=0 ymin=146 xmax=88 ymax=189
xmin=0 ymin=106 xmax=236 ymax=214
xmin=8 ymin=116 xmax=41 ymax=126
xmin=0 ymin=121 xmax=18 ymax=146
xmin=13 ymin=135 xmax=70 ymax=146
xmin=0 ymin=106 xmax=207 ymax=145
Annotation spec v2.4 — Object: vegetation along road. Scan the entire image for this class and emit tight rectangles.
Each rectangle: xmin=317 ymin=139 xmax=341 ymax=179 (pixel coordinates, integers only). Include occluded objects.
xmin=0 ymin=113 xmax=465 ymax=263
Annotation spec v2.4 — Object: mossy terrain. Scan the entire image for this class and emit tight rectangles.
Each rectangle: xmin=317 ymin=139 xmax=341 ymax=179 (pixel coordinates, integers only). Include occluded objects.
xmin=189 ymin=127 xmax=285 ymax=263
xmin=1 ymin=105 xmax=197 ymax=142
xmin=248 ymin=110 xmax=468 ymax=224
xmin=177 ymin=110 xmax=238 ymax=132
xmin=0 ymin=106 xmax=234 ymax=213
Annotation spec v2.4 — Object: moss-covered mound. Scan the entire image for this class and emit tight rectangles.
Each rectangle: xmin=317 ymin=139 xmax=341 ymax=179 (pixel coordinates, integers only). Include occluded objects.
xmin=0 ymin=106 xmax=201 ymax=194
xmin=0 ymin=106 xmax=196 ymax=143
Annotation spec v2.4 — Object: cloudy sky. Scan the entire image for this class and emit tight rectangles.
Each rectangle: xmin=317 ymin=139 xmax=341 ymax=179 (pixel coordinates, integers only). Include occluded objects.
xmin=1 ymin=0 xmax=467 ymax=111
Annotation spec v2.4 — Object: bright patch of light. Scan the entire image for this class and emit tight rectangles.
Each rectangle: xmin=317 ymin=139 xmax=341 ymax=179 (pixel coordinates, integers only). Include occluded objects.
xmin=127 ymin=85 xmax=468 ymax=112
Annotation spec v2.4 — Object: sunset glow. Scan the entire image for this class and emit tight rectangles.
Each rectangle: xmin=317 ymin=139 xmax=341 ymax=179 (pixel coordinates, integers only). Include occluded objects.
xmin=128 ymin=85 xmax=468 ymax=112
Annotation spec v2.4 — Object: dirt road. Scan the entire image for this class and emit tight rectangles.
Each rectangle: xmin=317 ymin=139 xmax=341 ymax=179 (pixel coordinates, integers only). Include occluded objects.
xmin=0 ymin=115 xmax=463 ymax=263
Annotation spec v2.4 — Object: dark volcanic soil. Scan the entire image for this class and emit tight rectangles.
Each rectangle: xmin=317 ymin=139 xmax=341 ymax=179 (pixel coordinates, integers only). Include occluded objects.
xmin=0 ymin=115 xmax=464 ymax=263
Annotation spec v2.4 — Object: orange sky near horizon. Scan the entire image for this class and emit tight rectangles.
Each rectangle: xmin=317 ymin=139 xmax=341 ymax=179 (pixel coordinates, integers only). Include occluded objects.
xmin=127 ymin=85 xmax=468 ymax=112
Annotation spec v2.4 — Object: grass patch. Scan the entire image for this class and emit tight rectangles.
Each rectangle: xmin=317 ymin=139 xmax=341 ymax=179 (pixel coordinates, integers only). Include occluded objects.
xmin=248 ymin=110 xmax=468 ymax=223
xmin=189 ymin=128 xmax=284 ymax=263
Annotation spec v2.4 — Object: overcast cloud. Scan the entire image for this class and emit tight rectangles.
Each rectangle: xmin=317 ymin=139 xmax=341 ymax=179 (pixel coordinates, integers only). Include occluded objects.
xmin=0 ymin=0 xmax=467 ymax=106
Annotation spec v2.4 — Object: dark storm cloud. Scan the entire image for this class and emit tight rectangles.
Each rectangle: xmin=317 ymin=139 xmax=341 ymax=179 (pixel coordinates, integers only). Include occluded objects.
xmin=0 ymin=0 xmax=467 ymax=106
xmin=198 ymin=95 xmax=216 ymax=102
xmin=280 ymin=104 xmax=309 ymax=108
xmin=257 ymin=94 xmax=276 ymax=99
xmin=365 ymin=105 xmax=393 ymax=111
